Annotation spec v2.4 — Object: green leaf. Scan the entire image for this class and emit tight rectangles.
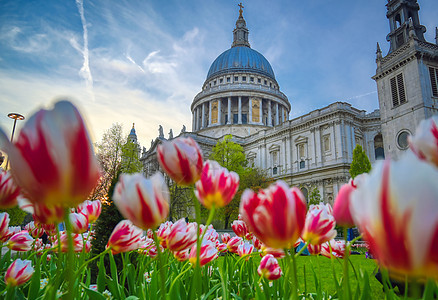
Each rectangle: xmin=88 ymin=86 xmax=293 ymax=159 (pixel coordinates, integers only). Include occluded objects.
xmin=126 ymin=264 xmax=136 ymax=295
xmin=97 ymin=255 xmax=106 ymax=293
xmin=1 ymin=249 xmax=11 ymax=269
xmin=360 ymin=270 xmax=371 ymax=300
xmin=105 ymin=276 xmax=121 ymax=300
xmin=28 ymin=256 xmax=41 ymax=300
xmin=81 ymin=283 xmax=106 ymax=300
xmin=201 ymin=283 xmax=221 ymax=300
xmin=124 ymin=296 xmax=140 ymax=300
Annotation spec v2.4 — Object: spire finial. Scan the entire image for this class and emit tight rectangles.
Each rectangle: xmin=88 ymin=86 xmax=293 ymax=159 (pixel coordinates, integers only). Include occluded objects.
xmin=132 ymin=123 xmax=135 ymax=129
xmin=238 ymin=3 xmax=244 ymax=17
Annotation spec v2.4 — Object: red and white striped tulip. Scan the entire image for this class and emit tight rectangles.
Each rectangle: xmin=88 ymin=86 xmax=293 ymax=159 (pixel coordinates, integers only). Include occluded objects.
xmin=321 ymin=240 xmax=347 ymax=259
xmin=77 ymin=200 xmax=102 ymax=224
xmin=217 ymin=243 xmax=228 ymax=253
xmin=24 ymin=221 xmax=44 ymax=238
xmin=53 ymin=232 xmax=83 ymax=253
xmin=106 ymin=220 xmax=143 ymax=254
xmin=166 ymin=219 xmax=197 ymax=252
xmin=350 ymin=155 xmax=438 ymax=279
xmin=204 ymin=227 xmax=219 ymax=243
xmin=189 ymin=240 xmax=218 ymax=267
xmin=253 ymin=236 xmax=262 ymax=250
xmin=195 ymin=160 xmax=239 ymax=209
xmin=237 ymin=242 xmax=254 ymax=260
xmin=226 ymin=236 xmax=242 ymax=254
xmin=240 ymin=180 xmax=307 ymax=249
xmin=302 ymin=203 xmax=337 ymax=245
xmin=157 ymin=221 xmax=172 ymax=248
xmin=0 ymin=212 xmax=10 ymax=242
xmin=1 ymin=226 xmax=20 ymax=243
xmin=260 ymin=245 xmax=285 ymax=259
xmin=42 ymin=223 xmax=57 ymax=236
xmin=308 ymin=244 xmax=322 ymax=255
xmin=231 ymin=220 xmax=248 ymax=238
xmin=174 ymin=249 xmax=190 ymax=262
xmin=221 ymin=233 xmax=231 ymax=244
xmin=69 ymin=212 xmax=89 ymax=234
xmin=113 ymin=172 xmax=169 ymax=230
xmin=157 ymin=137 xmax=204 ymax=186
xmin=0 ymin=171 xmax=20 ymax=208
xmin=333 ymin=174 xmax=367 ymax=228
xmin=257 ymin=254 xmax=282 ymax=281
xmin=4 ymin=259 xmax=34 ymax=287
xmin=0 ymin=101 xmax=100 ymax=208
xmin=408 ymin=116 xmax=438 ymax=167
xmin=7 ymin=231 xmax=34 ymax=251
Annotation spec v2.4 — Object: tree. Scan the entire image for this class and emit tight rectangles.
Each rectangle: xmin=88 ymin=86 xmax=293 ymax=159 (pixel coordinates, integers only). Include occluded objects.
xmin=210 ymin=135 xmax=247 ymax=174
xmin=121 ymin=139 xmax=142 ymax=173
xmin=308 ymin=187 xmax=322 ymax=206
xmin=0 ymin=206 xmax=27 ymax=226
xmin=349 ymin=145 xmax=371 ymax=179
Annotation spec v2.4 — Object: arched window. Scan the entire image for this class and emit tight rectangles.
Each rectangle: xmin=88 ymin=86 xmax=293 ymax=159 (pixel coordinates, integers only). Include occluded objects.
xmin=374 ymin=134 xmax=385 ymax=160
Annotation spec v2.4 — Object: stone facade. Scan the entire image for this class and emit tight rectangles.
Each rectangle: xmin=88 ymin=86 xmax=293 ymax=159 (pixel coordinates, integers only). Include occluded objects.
xmin=140 ymin=0 xmax=437 ymax=205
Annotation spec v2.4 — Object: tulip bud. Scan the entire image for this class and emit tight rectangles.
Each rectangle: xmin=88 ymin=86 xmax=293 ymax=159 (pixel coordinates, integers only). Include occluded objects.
xmin=4 ymin=259 xmax=34 ymax=286
xmin=166 ymin=219 xmax=197 ymax=252
xmin=106 ymin=220 xmax=143 ymax=254
xmin=7 ymin=231 xmax=34 ymax=251
xmin=302 ymin=203 xmax=337 ymax=245
xmin=77 ymin=200 xmax=102 ymax=224
xmin=257 ymin=254 xmax=282 ymax=280
xmin=189 ymin=240 xmax=218 ymax=267
xmin=0 ymin=171 xmax=20 ymax=208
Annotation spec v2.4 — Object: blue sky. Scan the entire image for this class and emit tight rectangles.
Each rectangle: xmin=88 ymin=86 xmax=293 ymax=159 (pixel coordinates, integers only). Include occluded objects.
xmin=1 ymin=0 xmax=437 ymax=148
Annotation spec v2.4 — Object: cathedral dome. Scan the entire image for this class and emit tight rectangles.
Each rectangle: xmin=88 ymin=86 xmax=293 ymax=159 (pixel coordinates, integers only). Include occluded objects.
xmin=206 ymin=46 xmax=275 ymax=81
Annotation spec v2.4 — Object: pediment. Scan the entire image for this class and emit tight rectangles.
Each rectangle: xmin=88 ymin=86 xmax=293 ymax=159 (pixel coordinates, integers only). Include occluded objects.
xmin=269 ymin=144 xmax=280 ymax=152
xmin=294 ymin=135 xmax=308 ymax=144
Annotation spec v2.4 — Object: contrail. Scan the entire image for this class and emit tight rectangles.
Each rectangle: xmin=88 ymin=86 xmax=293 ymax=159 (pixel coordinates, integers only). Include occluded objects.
xmin=75 ymin=0 xmax=95 ymax=101
xmin=342 ymin=91 xmax=377 ymax=102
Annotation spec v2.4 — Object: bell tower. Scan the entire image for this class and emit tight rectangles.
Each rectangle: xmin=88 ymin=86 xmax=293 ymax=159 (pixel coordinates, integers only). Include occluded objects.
xmin=373 ymin=0 xmax=438 ymax=160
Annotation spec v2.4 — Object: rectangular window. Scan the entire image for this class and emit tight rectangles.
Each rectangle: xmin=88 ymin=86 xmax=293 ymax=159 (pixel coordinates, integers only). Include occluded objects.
xmin=258 ymin=78 xmax=261 ymax=83
xmin=242 ymin=76 xmax=247 ymax=82
xmin=213 ymin=80 xmax=216 ymax=85
xmin=227 ymin=77 xmax=231 ymax=83
xmin=219 ymin=78 xmax=223 ymax=84
xmin=225 ymin=114 xmax=228 ymax=124
xmin=250 ymin=77 xmax=254 ymax=82
xmin=233 ymin=114 xmax=238 ymax=124
xmin=300 ymin=161 xmax=305 ymax=169
xmin=429 ymin=67 xmax=438 ymax=97
xmin=234 ymin=76 xmax=238 ymax=82
xmin=242 ymin=114 xmax=247 ymax=124
xmin=264 ymin=80 xmax=267 ymax=85
xmin=390 ymin=73 xmax=406 ymax=107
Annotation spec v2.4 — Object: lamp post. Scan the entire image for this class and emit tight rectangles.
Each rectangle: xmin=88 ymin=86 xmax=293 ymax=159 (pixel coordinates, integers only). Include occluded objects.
xmin=5 ymin=113 xmax=25 ymax=170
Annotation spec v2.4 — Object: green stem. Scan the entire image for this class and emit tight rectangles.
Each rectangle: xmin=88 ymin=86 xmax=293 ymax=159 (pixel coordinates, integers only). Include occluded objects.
xmin=192 ymin=191 xmax=202 ymax=299
xmin=199 ymin=204 xmax=216 ymax=242
xmin=168 ymin=261 xmax=191 ymax=295
xmin=63 ymin=208 xmax=76 ymax=300
xmin=153 ymin=231 xmax=166 ymax=300
xmin=291 ymin=247 xmax=299 ymax=300
xmin=294 ymin=241 xmax=309 ymax=258
xmin=75 ymin=247 xmax=111 ymax=276
xmin=343 ymin=227 xmax=351 ymax=300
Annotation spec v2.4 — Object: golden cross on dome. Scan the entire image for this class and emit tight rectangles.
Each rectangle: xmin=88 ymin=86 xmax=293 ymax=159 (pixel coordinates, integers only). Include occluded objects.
xmin=238 ymin=3 xmax=244 ymax=17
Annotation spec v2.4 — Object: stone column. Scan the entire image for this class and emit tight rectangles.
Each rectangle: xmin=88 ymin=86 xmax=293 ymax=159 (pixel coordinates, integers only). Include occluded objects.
xmin=193 ymin=109 xmax=196 ymax=131
xmin=332 ymin=122 xmax=338 ymax=159
xmin=227 ymin=97 xmax=231 ymax=124
xmin=217 ymin=99 xmax=222 ymax=125
xmin=351 ymin=124 xmax=356 ymax=150
xmin=249 ymin=98 xmax=253 ymax=124
xmin=198 ymin=107 xmax=201 ymax=130
xmin=275 ymin=103 xmax=279 ymax=125
xmin=201 ymin=103 xmax=205 ymax=129
xmin=268 ymin=100 xmax=272 ymax=126
xmin=315 ymin=126 xmax=322 ymax=166
xmin=208 ymin=101 xmax=212 ymax=126
xmin=259 ymin=99 xmax=263 ymax=125
xmin=346 ymin=121 xmax=352 ymax=159
xmin=238 ymin=96 xmax=242 ymax=124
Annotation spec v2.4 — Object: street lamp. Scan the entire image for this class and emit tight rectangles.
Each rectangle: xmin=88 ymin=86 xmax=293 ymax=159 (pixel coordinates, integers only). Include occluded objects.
xmin=5 ymin=113 xmax=25 ymax=170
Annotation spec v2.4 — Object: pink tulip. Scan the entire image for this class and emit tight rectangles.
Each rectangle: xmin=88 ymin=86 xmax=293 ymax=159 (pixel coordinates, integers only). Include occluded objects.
xmin=350 ymin=155 xmax=438 ymax=279
xmin=195 ymin=160 xmax=239 ymax=209
xmin=32 ymin=202 xmax=65 ymax=224
xmin=174 ymin=249 xmax=190 ymax=262
xmin=157 ymin=137 xmax=204 ymax=186
xmin=302 ymin=203 xmax=337 ymax=245
xmin=217 ymin=243 xmax=228 ymax=253
xmin=253 ymin=236 xmax=262 ymax=250
xmin=77 ymin=200 xmax=102 ymax=224
xmin=189 ymin=240 xmax=218 ymax=267
xmin=0 ymin=212 xmax=10 ymax=242
xmin=156 ymin=221 xmax=172 ymax=248
xmin=204 ymin=227 xmax=219 ymax=243
xmin=166 ymin=219 xmax=197 ymax=252
xmin=321 ymin=240 xmax=347 ymax=259
xmin=0 ymin=171 xmax=20 ymax=208
xmin=4 ymin=259 xmax=34 ymax=286
xmin=221 ymin=233 xmax=231 ymax=244
xmin=53 ymin=232 xmax=84 ymax=253
xmin=0 ymin=101 xmax=100 ymax=208
xmin=257 ymin=254 xmax=282 ymax=280
xmin=7 ymin=231 xmax=34 ymax=251
xmin=231 ymin=220 xmax=248 ymax=238
xmin=240 ymin=180 xmax=307 ymax=249
xmin=308 ymin=244 xmax=322 ymax=255
xmin=42 ymin=223 xmax=57 ymax=236
xmin=409 ymin=116 xmax=438 ymax=167
xmin=260 ymin=245 xmax=285 ymax=259
xmin=113 ymin=172 xmax=169 ymax=230
xmin=106 ymin=220 xmax=143 ymax=254
xmin=69 ymin=212 xmax=89 ymax=234
xmin=226 ymin=236 xmax=242 ymax=254
xmin=1 ymin=226 xmax=21 ymax=243
xmin=24 ymin=221 xmax=44 ymax=238
xmin=237 ymin=242 xmax=254 ymax=260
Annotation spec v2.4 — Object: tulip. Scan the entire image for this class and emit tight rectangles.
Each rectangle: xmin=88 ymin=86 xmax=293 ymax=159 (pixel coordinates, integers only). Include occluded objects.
xmin=7 ymin=231 xmax=34 ymax=251
xmin=195 ymin=160 xmax=239 ymax=209
xmin=53 ymin=232 xmax=84 ymax=253
xmin=1 ymin=226 xmax=21 ymax=243
xmin=237 ymin=242 xmax=254 ymax=260
xmin=221 ymin=233 xmax=231 ymax=244
xmin=217 ymin=243 xmax=228 ymax=253
xmin=24 ymin=221 xmax=44 ymax=238
xmin=69 ymin=212 xmax=89 ymax=234
xmin=333 ymin=174 xmax=367 ymax=228
xmin=166 ymin=219 xmax=197 ymax=252
xmin=253 ymin=236 xmax=262 ymax=250
xmin=0 ymin=171 xmax=20 ymax=208
xmin=408 ymin=116 xmax=438 ymax=167
xmin=4 ymin=259 xmax=34 ymax=286
xmin=226 ymin=236 xmax=242 ymax=254
xmin=77 ymin=200 xmax=102 ymax=224
xmin=204 ymin=227 xmax=219 ymax=243
xmin=308 ymin=244 xmax=322 ymax=255
xmin=302 ymin=203 xmax=337 ymax=245
xmin=189 ymin=240 xmax=218 ymax=267
xmin=0 ymin=212 xmax=10 ymax=242
xmin=350 ymin=155 xmax=438 ymax=279
xmin=156 ymin=221 xmax=172 ymax=248
xmin=321 ymin=240 xmax=348 ymax=258
xmin=157 ymin=137 xmax=204 ymax=186
xmin=32 ymin=202 xmax=65 ymax=224
xmin=0 ymin=100 xmax=100 ymax=208
xmin=174 ymin=249 xmax=190 ymax=262
xmin=257 ymin=254 xmax=282 ymax=280
xmin=240 ymin=180 xmax=307 ymax=249
xmin=260 ymin=245 xmax=285 ymax=259
xmin=42 ymin=223 xmax=57 ymax=236
xmin=106 ymin=220 xmax=143 ymax=254
xmin=231 ymin=220 xmax=248 ymax=238
xmin=113 ymin=172 xmax=169 ymax=230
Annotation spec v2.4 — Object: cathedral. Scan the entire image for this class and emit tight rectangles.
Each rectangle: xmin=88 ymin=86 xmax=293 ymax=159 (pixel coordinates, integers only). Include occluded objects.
xmin=140 ymin=0 xmax=438 ymax=204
